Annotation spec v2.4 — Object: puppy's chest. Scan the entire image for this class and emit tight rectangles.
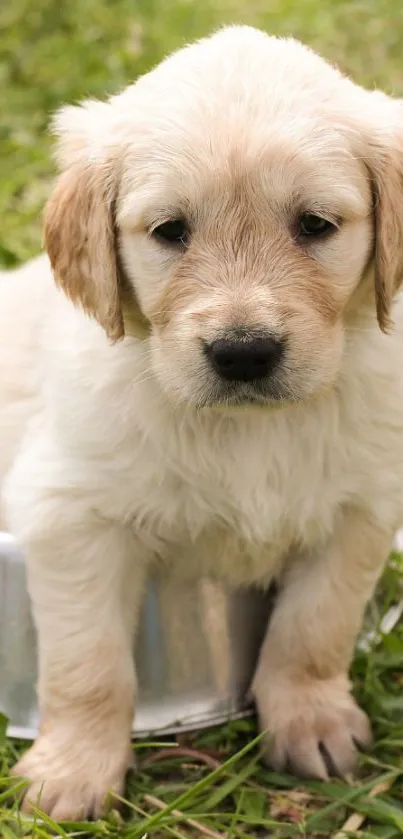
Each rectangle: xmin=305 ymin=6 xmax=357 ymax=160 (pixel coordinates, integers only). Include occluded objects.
xmin=127 ymin=415 xmax=345 ymax=574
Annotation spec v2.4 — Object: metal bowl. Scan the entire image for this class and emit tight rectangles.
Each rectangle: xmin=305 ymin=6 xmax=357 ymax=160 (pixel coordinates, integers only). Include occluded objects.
xmin=0 ymin=532 xmax=272 ymax=739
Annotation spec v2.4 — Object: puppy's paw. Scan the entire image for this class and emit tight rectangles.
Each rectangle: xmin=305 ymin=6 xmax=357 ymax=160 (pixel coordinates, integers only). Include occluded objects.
xmin=12 ymin=732 xmax=132 ymax=820
xmin=254 ymin=673 xmax=372 ymax=779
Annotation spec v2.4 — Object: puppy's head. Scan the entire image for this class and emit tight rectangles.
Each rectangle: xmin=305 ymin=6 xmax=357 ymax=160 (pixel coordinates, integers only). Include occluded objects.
xmin=45 ymin=26 xmax=403 ymax=407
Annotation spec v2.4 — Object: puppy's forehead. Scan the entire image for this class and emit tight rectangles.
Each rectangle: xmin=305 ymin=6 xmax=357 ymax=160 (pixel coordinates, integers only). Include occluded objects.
xmin=118 ymin=116 xmax=368 ymax=229
xmin=117 ymin=27 xmax=369 ymax=224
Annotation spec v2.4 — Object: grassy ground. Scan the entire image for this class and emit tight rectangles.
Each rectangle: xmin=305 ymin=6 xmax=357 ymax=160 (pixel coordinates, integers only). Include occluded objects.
xmin=1 ymin=0 xmax=403 ymax=836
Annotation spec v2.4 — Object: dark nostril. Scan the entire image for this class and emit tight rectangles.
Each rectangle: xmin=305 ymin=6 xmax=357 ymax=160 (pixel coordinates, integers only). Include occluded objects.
xmin=205 ymin=336 xmax=284 ymax=382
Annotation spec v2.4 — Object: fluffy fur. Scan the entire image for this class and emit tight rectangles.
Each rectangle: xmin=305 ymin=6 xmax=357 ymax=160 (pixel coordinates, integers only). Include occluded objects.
xmin=1 ymin=25 xmax=403 ymax=820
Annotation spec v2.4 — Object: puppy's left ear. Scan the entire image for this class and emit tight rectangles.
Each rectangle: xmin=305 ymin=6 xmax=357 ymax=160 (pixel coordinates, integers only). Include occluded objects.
xmin=367 ymin=103 xmax=403 ymax=332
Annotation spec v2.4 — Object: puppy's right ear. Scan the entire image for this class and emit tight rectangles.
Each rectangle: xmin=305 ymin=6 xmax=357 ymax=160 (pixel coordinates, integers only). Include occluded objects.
xmin=44 ymin=103 xmax=124 ymax=342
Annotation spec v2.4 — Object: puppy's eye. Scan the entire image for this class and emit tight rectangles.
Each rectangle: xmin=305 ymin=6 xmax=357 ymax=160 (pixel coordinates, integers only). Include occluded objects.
xmin=298 ymin=213 xmax=336 ymax=238
xmin=153 ymin=219 xmax=189 ymax=246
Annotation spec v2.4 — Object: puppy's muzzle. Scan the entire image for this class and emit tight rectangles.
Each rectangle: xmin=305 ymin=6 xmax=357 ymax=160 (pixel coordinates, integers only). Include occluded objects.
xmin=204 ymin=335 xmax=284 ymax=383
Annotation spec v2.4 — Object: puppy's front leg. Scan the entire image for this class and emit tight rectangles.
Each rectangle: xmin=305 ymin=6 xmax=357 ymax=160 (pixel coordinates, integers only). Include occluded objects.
xmin=252 ymin=508 xmax=392 ymax=779
xmin=11 ymin=516 xmax=147 ymax=821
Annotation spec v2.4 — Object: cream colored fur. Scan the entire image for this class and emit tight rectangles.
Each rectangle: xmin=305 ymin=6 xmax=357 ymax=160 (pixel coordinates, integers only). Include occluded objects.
xmin=1 ymin=25 xmax=403 ymax=820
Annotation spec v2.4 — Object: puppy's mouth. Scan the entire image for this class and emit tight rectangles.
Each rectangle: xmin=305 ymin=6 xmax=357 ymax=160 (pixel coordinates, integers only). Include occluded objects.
xmin=196 ymin=378 xmax=294 ymax=409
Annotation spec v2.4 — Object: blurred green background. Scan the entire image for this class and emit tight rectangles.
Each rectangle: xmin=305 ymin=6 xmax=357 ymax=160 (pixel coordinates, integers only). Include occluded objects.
xmin=1 ymin=0 xmax=403 ymax=268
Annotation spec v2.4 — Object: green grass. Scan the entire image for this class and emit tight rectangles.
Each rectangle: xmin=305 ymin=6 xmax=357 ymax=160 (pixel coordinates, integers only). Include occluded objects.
xmin=1 ymin=0 xmax=403 ymax=835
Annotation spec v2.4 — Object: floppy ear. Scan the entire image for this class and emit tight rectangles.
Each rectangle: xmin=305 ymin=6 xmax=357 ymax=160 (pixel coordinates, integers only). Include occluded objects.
xmin=369 ymin=115 xmax=403 ymax=332
xmin=44 ymin=103 xmax=124 ymax=342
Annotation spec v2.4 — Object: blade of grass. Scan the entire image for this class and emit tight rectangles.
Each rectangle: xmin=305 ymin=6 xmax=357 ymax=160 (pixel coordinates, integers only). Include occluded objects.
xmin=0 ymin=826 xmax=20 ymax=839
xmin=201 ymin=760 xmax=258 ymax=811
xmin=29 ymin=805 xmax=70 ymax=838
xmin=144 ymin=793 xmax=225 ymax=839
xmin=305 ymin=771 xmax=400 ymax=832
xmin=352 ymin=797 xmax=403 ymax=831
xmin=227 ymin=788 xmax=245 ymax=839
xmin=118 ymin=794 xmax=189 ymax=839
xmin=0 ymin=779 xmax=28 ymax=803
xmin=333 ymin=776 xmax=396 ymax=838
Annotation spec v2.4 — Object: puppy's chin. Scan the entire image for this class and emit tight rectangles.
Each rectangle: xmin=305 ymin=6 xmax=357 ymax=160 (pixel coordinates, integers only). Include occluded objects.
xmin=186 ymin=375 xmax=337 ymax=412
xmin=191 ymin=380 xmax=297 ymax=412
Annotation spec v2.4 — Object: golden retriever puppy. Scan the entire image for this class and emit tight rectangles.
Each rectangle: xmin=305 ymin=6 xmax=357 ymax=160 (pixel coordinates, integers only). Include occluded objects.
xmin=1 ymin=24 xmax=403 ymax=821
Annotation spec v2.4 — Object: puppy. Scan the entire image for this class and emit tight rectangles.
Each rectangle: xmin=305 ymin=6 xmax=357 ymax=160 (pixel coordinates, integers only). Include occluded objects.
xmin=1 ymin=24 xmax=403 ymax=821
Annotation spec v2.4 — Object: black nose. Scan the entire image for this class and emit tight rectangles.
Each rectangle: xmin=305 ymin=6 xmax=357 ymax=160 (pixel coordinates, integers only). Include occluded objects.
xmin=206 ymin=336 xmax=284 ymax=382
